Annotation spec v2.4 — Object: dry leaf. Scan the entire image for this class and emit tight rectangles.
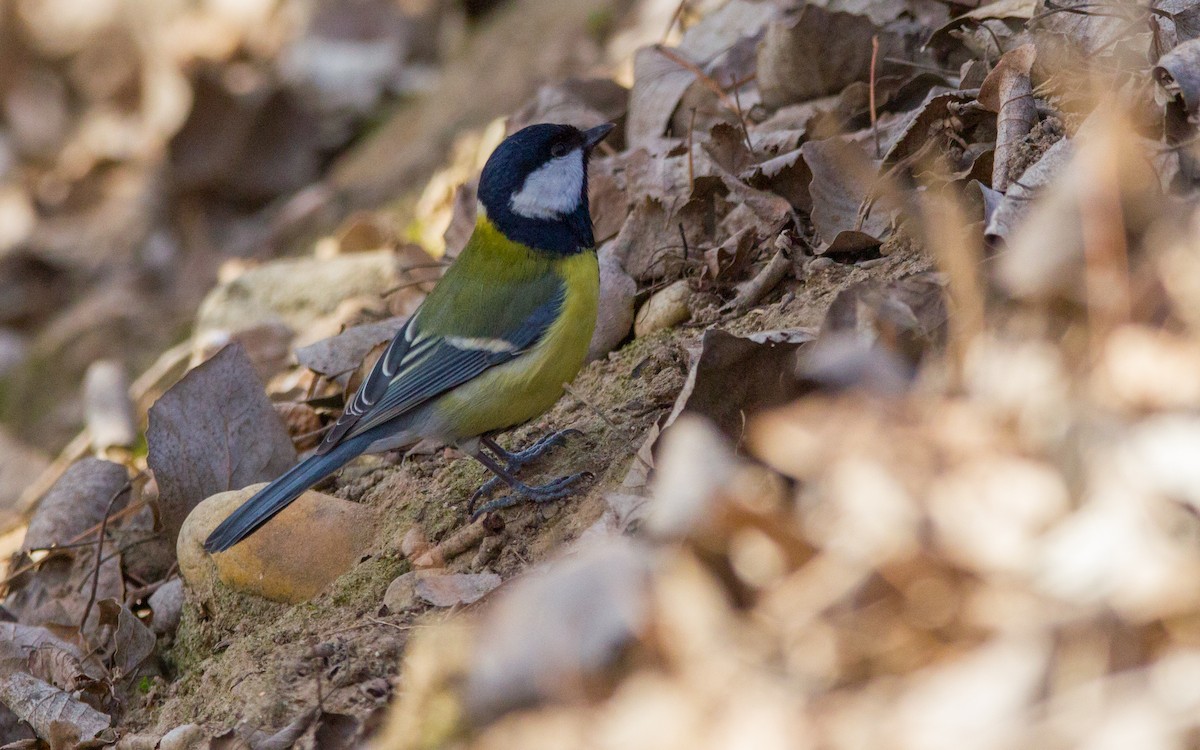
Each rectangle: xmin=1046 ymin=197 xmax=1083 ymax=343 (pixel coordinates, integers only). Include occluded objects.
xmin=97 ymin=599 xmax=156 ymax=682
xmin=0 ymin=672 xmax=110 ymax=744
xmin=146 ymin=343 xmax=297 ymax=544
xmin=758 ymin=6 xmax=900 ymax=109
xmin=802 ymin=138 xmax=893 ymax=253
xmin=294 ymin=316 xmax=407 ymax=380
xmin=21 ymin=458 xmax=128 ymax=553
xmin=984 ymin=135 xmax=1071 ymax=240
xmin=978 ymin=44 xmax=1037 ymax=191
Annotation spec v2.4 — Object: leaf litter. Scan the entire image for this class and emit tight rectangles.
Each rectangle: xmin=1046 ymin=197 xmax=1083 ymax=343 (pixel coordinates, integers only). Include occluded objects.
xmin=1 ymin=0 xmax=1200 ymax=746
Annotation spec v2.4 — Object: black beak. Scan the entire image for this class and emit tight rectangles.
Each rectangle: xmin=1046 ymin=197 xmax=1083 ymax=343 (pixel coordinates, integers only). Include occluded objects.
xmin=582 ymin=122 xmax=615 ymax=151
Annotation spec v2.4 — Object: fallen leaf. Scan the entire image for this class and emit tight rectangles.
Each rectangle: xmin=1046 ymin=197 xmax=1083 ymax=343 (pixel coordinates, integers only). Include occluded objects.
xmin=978 ymin=44 xmax=1037 ymax=191
xmin=20 ymin=458 xmax=128 ymax=553
xmin=626 ymin=0 xmax=779 ymax=148
xmin=0 ymin=672 xmax=110 ymax=744
xmin=758 ymin=6 xmax=901 ymax=109
xmin=985 ymin=136 xmax=1071 ymax=240
xmin=589 ymin=242 xmax=637 ymax=360
xmin=663 ymin=328 xmax=814 ymax=447
xmin=0 ymin=623 xmax=92 ymax=690
xmin=97 ymin=599 xmax=156 ymax=682
xmin=802 ymin=138 xmax=894 ymax=253
xmin=294 ymin=316 xmax=407 ymax=380
xmin=927 ymin=0 xmax=1037 ymax=52
xmin=609 ymin=197 xmax=682 ymax=282
xmin=507 ymin=78 xmax=628 ymax=138
xmin=146 ymin=343 xmax=297 ymax=544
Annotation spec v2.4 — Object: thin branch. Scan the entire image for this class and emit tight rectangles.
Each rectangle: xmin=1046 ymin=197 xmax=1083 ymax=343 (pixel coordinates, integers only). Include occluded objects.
xmin=79 ymin=476 xmax=137 ymax=631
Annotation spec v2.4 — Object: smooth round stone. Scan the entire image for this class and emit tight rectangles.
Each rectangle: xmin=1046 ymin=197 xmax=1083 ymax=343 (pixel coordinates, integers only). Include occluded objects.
xmin=177 ymin=483 xmax=377 ymax=604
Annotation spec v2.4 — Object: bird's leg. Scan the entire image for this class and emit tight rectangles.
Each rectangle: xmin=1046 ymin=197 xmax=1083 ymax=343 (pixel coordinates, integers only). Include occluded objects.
xmin=467 ymin=447 xmax=591 ymax=520
xmin=471 ymin=430 xmax=581 ymax=502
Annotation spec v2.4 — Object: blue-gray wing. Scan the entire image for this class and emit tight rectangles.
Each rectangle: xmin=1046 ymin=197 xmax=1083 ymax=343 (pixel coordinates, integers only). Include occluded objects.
xmin=314 ymin=287 xmax=564 ymax=454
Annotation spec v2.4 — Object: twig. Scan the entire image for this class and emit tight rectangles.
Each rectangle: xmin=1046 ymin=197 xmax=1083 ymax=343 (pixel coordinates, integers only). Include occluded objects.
xmin=726 ymin=248 xmax=791 ymax=313
xmin=678 ymin=223 xmax=690 ymax=264
xmin=662 ymin=0 xmax=688 ymax=41
xmin=652 ymin=45 xmax=738 ymax=112
xmin=731 ymin=80 xmax=754 ymax=157
xmin=79 ymin=476 xmax=137 ymax=630
xmin=0 ymin=499 xmax=149 ymax=590
xmin=870 ymin=35 xmax=881 ymax=159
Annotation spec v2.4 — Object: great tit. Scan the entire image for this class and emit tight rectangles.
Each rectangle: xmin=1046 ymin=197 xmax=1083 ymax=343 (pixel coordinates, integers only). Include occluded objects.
xmin=205 ymin=121 xmax=614 ymax=553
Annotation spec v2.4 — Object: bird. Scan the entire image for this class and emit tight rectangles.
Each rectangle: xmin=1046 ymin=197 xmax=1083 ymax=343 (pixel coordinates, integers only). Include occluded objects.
xmin=204 ymin=121 xmax=615 ymax=553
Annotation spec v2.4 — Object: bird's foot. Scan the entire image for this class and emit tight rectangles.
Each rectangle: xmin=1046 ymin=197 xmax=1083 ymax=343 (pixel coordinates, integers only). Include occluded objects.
xmin=470 ymin=472 xmax=592 ymax=520
xmin=488 ymin=429 xmax=581 ymax=469
xmin=470 ymin=429 xmax=581 ymax=504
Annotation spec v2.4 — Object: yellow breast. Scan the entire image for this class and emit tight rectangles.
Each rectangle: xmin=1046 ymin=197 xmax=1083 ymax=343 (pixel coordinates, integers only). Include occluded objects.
xmin=433 ymin=244 xmax=599 ymax=440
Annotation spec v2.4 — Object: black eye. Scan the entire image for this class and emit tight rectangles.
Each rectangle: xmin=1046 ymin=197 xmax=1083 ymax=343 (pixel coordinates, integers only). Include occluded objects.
xmin=550 ymin=143 xmax=568 ymax=158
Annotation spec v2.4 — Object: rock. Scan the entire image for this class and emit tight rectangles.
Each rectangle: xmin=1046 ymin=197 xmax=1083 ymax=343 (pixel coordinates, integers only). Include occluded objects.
xmin=633 ymin=279 xmax=691 ymax=337
xmin=588 ymin=242 xmax=636 ymax=360
xmin=148 ymin=579 xmax=185 ymax=636
xmin=157 ymin=723 xmax=206 ymax=750
xmin=194 ymin=250 xmax=402 ymax=336
xmin=382 ymin=572 xmax=419 ymax=611
xmin=177 ymin=484 xmax=377 ymax=604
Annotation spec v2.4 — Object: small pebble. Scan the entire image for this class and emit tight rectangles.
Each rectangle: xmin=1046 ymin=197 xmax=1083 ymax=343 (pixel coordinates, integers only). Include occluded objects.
xmin=634 ymin=280 xmax=691 ymax=337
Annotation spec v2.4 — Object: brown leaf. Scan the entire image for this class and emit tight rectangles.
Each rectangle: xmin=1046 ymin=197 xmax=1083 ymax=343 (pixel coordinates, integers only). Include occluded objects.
xmin=704 ymin=227 xmax=758 ymax=281
xmin=758 ymin=6 xmax=901 ymax=109
xmin=665 ymin=328 xmax=815 ymax=447
xmin=0 ymin=623 xmax=90 ymax=689
xmin=985 ymin=136 xmax=1071 ymax=240
xmin=741 ymin=147 xmax=812 ymax=211
xmin=978 ymin=44 xmax=1037 ymax=191
xmin=805 ymin=273 xmax=948 ymax=392
xmin=294 ymin=316 xmax=407 ymax=380
xmin=609 ymin=197 xmax=683 ymax=282
xmin=881 ymin=89 xmax=977 ymax=167
xmin=146 ymin=343 xmax=297 ymax=545
xmin=626 ymin=1 xmax=779 ymax=148
xmin=927 ymin=0 xmax=1037 ymax=53
xmin=802 ymin=138 xmax=893 ymax=254
xmin=0 ymin=672 xmax=110 ymax=744
xmin=20 ymin=458 xmax=128 ymax=553
xmin=508 ymin=78 xmax=628 ymax=138
xmin=96 ymin=599 xmax=155 ymax=682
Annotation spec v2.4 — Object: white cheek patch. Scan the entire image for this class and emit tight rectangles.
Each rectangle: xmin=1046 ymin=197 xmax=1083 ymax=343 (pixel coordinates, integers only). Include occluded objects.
xmin=509 ymin=150 xmax=584 ymax=219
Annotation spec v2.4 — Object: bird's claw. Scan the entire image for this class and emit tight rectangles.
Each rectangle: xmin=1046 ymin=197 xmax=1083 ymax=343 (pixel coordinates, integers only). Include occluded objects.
xmin=470 ymin=472 xmax=592 ymax=521
xmin=468 ymin=429 xmax=582 ymax=514
xmin=490 ymin=429 xmax=582 ymax=469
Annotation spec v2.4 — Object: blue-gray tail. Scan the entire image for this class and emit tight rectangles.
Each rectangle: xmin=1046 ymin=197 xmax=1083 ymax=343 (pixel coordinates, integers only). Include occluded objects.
xmin=203 ymin=436 xmax=368 ymax=553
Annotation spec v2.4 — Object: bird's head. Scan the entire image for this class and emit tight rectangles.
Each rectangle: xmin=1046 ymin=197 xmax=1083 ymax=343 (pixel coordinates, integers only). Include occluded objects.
xmin=477 ymin=122 xmax=615 ymax=255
